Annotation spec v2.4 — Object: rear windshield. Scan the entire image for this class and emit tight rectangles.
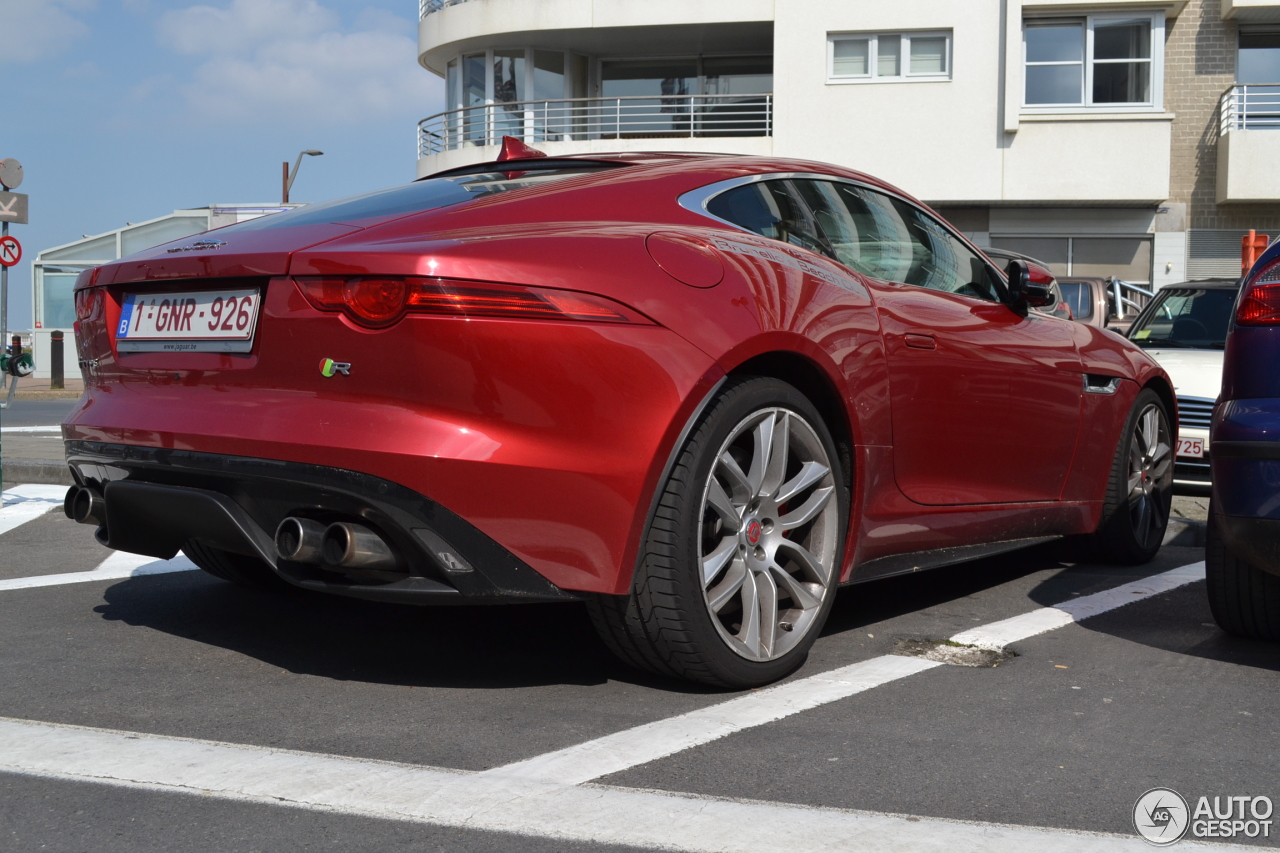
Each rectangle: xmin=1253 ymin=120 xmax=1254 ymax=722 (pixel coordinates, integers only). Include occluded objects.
xmin=219 ymin=166 xmax=616 ymax=231
xmin=1128 ymin=288 xmax=1238 ymax=349
xmin=1058 ymin=282 xmax=1094 ymax=319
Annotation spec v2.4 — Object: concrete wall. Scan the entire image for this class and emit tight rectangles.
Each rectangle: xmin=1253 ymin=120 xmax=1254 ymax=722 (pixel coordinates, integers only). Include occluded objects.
xmin=1217 ymin=128 xmax=1280 ymax=202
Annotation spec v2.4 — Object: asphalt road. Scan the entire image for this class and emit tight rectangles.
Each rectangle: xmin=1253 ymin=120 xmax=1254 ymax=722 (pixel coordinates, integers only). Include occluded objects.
xmin=0 ymin=493 xmax=1275 ymax=852
xmin=0 ymin=397 xmax=78 ymax=429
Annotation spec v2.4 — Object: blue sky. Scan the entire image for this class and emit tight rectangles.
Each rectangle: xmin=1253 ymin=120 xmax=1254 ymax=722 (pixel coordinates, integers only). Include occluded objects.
xmin=1 ymin=0 xmax=445 ymax=329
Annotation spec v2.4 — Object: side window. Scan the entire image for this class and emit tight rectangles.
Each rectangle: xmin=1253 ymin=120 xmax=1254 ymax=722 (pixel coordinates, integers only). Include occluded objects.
xmin=706 ymin=180 xmax=828 ymax=255
xmin=830 ymin=184 xmax=1001 ymax=302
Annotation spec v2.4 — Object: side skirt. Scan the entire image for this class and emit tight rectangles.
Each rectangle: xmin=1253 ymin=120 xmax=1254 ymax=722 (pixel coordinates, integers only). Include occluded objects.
xmin=844 ymin=536 xmax=1061 ymax=585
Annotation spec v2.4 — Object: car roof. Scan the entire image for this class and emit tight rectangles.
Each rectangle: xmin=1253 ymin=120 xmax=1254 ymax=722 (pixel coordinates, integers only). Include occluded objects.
xmin=420 ymin=151 xmax=925 ymax=208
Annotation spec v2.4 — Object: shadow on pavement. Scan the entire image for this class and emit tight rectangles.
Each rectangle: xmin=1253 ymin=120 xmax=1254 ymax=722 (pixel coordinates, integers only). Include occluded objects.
xmin=91 ymin=573 xmax=719 ymax=692
xmin=1034 ymin=575 xmax=1280 ymax=674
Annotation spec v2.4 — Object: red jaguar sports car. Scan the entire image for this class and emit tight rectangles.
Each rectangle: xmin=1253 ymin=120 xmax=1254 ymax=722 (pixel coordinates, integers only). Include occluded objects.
xmin=65 ymin=141 xmax=1176 ymax=687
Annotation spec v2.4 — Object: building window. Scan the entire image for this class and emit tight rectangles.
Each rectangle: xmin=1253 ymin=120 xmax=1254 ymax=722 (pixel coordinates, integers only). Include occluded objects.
xmin=1238 ymin=28 xmax=1280 ymax=83
xmin=828 ymin=32 xmax=951 ymax=82
xmin=1024 ymin=14 xmax=1163 ymax=109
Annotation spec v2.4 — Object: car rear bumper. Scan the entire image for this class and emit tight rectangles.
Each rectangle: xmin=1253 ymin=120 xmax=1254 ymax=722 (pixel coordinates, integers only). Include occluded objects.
xmin=66 ymin=440 xmax=579 ymax=604
xmin=64 ymin=313 xmax=718 ymax=595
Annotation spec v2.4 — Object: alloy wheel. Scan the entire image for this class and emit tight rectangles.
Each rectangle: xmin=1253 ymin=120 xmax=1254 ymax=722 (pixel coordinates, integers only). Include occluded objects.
xmin=699 ymin=407 xmax=840 ymax=662
xmin=1127 ymin=403 xmax=1173 ymax=551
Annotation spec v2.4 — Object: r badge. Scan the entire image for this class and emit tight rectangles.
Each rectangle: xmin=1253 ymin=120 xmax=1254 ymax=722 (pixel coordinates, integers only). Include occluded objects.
xmin=320 ymin=358 xmax=350 ymax=377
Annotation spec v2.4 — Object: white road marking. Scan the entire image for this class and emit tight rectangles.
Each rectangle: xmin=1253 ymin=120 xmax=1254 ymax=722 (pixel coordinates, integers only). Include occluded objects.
xmin=0 ymin=550 xmax=198 ymax=592
xmin=485 ymin=561 xmax=1209 ymax=785
xmin=487 ymin=655 xmax=941 ymax=785
xmin=950 ymin=561 xmax=1207 ymax=650
xmin=1 ymin=425 xmax=62 ymax=433
xmin=0 ymin=717 xmax=1263 ymax=853
xmin=0 ymin=484 xmax=69 ymax=535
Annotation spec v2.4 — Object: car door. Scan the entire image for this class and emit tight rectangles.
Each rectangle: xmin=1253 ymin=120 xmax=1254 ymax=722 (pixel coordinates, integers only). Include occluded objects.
xmin=794 ymin=180 xmax=1084 ymax=505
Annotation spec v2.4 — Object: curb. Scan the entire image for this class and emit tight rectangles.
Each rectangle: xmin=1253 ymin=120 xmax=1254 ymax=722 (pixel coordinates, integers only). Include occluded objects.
xmin=1163 ymin=516 xmax=1207 ymax=548
xmin=2 ymin=459 xmax=73 ymax=487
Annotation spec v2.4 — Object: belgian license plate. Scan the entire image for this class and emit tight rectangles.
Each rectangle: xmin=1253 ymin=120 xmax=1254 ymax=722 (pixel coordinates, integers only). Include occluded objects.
xmin=116 ymin=289 xmax=261 ymax=353
xmin=1177 ymin=437 xmax=1205 ymax=458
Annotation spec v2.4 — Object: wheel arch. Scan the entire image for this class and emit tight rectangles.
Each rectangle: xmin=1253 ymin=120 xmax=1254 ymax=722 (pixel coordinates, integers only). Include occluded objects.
xmin=1142 ymin=375 xmax=1178 ymax=432
xmin=725 ymin=350 xmax=855 ymax=494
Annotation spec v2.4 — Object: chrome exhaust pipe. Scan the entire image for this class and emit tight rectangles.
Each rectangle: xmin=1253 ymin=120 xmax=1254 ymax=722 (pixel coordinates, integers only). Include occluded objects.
xmin=275 ymin=517 xmax=327 ymax=563
xmin=321 ymin=522 xmax=398 ymax=570
xmin=65 ymin=485 xmax=106 ymax=527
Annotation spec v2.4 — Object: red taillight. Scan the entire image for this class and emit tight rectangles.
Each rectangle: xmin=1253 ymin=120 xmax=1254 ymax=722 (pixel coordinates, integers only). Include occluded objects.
xmin=74 ymin=288 xmax=103 ymax=323
xmin=1238 ymin=259 xmax=1280 ymax=326
xmin=295 ymin=277 xmax=650 ymax=328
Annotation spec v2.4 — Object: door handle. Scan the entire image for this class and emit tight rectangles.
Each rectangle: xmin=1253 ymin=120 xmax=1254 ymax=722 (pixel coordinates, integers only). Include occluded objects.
xmin=904 ymin=334 xmax=936 ymax=350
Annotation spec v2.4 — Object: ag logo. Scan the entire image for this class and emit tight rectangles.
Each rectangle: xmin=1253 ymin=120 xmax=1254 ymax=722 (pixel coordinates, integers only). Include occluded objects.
xmin=319 ymin=358 xmax=350 ymax=377
xmin=1134 ymin=788 xmax=1190 ymax=845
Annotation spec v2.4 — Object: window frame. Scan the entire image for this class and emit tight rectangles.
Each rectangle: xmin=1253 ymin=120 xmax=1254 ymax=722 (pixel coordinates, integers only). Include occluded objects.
xmin=827 ymin=31 xmax=953 ymax=84
xmin=1022 ymin=12 xmax=1165 ymax=113
xmin=678 ymin=172 xmax=1010 ymax=303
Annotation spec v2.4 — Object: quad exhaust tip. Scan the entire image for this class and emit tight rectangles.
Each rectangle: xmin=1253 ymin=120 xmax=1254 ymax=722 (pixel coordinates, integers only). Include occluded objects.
xmin=275 ymin=516 xmax=398 ymax=571
xmin=321 ymin=521 xmax=397 ymax=570
xmin=275 ymin=516 xmax=327 ymax=563
xmin=64 ymin=485 xmax=106 ymax=527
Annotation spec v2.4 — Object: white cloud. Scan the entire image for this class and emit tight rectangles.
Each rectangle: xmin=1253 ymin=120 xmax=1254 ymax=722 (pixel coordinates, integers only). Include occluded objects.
xmin=0 ymin=0 xmax=92 ymax=64
xmin=159 ymin=0 xmax=337 ymax=56
xmin=155 ymin=0 xmax=440 ymax=125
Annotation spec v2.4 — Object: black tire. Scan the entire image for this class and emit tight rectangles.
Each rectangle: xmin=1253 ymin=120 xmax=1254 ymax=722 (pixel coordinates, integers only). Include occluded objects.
xmin=1206 ymin=513 xmax=1280 ymax=641
xmin=585 ymin=376 xmax=849 ymax=688
xmin=184 ymin=540 xmax=291 ymax=591
xmin=1089 ymin=388 xmax=1174 ymax=565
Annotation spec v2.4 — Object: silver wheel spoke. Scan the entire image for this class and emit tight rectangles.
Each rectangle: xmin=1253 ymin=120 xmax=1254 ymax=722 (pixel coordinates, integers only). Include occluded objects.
xmin=1127 ymin=473 xmax=1144 ymax=501
xmin=779 ymin=485 xmax=833 ymax=530
xmin=756 ymin=570 xmax=779 ymax=658
xmin=1151 ymin=457 xmax=1172 ymax=482
xmin=776 ymin=537 xmax=830 ymax=586
xmin=702 ymin=536 xmax=738 ymax=587
xmin=769 ymin=562 xmax=821 ymax=611
xmin=707 ymin=559 xmax=747 ymax=611
xmin=747 ymin=413 xmax=777 ymax=498
xmin=738 ymin=568 xmax=761 ymax=653
xmin=760 ymin=413 xmax=790 ymax=499
xmin=717 ymin=452 xmax=752 ymax=503
xmin=706 ymin=477 xmax=741 ymax=532
xmin=775 ymin=460 xmax=830 ymax=506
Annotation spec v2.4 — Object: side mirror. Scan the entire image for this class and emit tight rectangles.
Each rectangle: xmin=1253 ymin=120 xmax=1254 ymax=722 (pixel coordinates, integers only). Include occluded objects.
xmin=1005 ymin=259 xmax=1055 ymax=312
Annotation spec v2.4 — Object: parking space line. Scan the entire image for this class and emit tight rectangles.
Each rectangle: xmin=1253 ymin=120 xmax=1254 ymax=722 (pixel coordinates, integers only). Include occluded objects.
xmin=484 ymin=561 xmax=1209 ymax=786
xmin=950 ymin=561 xmax=1207 ymax=650
xmin=0 ymin=716 xmax=1262 ymax=853
xmin=485 ymin=655 xmax=942 ymax=785
xmin=0 ymin=425 xmax=62 ymax=433
xmin=0 ymin=550 xmax=198 ymax=592
xmin=0 ymin=484 xmax=69 ymax=536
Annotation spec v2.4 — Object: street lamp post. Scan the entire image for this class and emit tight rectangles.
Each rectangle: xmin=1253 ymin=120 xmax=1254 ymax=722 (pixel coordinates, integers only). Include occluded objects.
xmin=282 ymin=150 xmax=323 ymax=204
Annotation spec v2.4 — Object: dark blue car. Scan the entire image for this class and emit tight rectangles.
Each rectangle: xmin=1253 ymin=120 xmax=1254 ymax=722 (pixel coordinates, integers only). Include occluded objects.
xmin=1209 ymin=239 xmax=1280 ymax=640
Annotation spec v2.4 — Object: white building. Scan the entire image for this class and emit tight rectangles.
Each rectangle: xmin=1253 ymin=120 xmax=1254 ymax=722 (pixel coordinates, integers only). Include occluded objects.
xmin=414 ymin=0 xmax=1280 ymax=287
xmin=31 ymin=204 xmax=294 ymax=381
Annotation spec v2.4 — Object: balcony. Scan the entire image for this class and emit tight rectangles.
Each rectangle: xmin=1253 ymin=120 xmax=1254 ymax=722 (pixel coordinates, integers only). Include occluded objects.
xmin=417 ymin=93 xmax=773 ymax=174
xmin=419 ymin=0 xmax=473 ymax=18
xmin=1217 ymin=84 xmax=1280 ymax=203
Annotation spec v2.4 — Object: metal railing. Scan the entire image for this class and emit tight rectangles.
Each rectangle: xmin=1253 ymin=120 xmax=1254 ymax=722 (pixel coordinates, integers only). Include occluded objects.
xmin=417 ymin=93 xmax=774 ymax=158
xmin=420 ymin=0 xmax=474 ymax=17
xmin=1109 ymin=277 xmax=1154 ymax=319
xmin=1219 ymin=84 xmax=1280 ymax=134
